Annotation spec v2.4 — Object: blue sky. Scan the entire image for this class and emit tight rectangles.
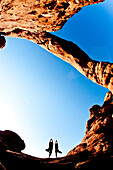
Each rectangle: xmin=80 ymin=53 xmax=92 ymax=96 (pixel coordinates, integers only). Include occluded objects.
xmin=0 ymin=0 xmax=113 ymax=158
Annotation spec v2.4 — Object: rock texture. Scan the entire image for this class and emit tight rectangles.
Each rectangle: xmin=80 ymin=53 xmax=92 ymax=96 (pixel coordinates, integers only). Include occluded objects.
xmin=1 ymin=0 xmax=113 ymax=169
xmin=2 ymin=0 xmax=113 ymax=94
xmin=35 ymin=33 xmax=113 ymax=93
xmin=0 ymin=92 xmax=113 ymax=169
xmin=0 ymin=130 xmax=25 ymax=152
xmin=68 ymin=91 xmax=113 ymax=157
xmin=3 ymin=30 xmax=113 ymax=93
xmin=0 ymin=0 xmax=103 ymax=33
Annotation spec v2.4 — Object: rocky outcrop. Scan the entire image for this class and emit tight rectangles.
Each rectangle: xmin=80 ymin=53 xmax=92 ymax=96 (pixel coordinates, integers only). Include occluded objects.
xmin=0 ymin=35 xmax=6 ymax=49
xmin=1 ymin=0 xmax=113 ymax=93
xmin=68 ymin=91 xmax=113 ymax=157
xmin=0 ymin=130 xmax=25 ymax=152
xmin=1 ymin=0 xmax=113 ymax=169
xmin=0 ymin=0 xmax=103 ymax=33
xmin=3 ymin=30 xmax=113 ymax=93
xmin=2 ymin=0 xmax=113 ymax=94
xmin=34 ymin=32 xmax=113 ymax=93
xmin=0 ymin=93 xmax=112 ymax=169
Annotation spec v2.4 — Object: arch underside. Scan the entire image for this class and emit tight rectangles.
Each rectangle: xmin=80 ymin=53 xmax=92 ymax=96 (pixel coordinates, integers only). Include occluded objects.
xmin=1 ymin=0 xmax=112 ymax=93
xmin=1 ymin=0 xmax=113 ymax=169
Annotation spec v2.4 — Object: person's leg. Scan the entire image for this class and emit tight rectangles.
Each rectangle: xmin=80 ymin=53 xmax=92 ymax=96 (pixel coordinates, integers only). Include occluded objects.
xmin=58 ymin=150 xmax=62 ymax=154
xmin=49 ymin=151 xmax=51 ymax=158
xmin=55 ymin=151 xmax=57 ymax=158
xmin=49 ymin=151 xmax=52 ymax=158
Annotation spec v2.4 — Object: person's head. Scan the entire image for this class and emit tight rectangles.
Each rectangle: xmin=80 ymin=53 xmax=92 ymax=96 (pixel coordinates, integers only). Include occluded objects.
xmin=0 ymin=35 xmax=6 ymax=49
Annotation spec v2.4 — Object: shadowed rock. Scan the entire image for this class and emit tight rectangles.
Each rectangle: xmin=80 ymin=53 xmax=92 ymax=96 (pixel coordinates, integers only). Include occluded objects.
xmin=68 ymin=92 xmax=113 ymax=157
xmin=0 ymin=130 xmax=25 ymax=152
xmin=0 ymin=36 xmax=6 ymax=49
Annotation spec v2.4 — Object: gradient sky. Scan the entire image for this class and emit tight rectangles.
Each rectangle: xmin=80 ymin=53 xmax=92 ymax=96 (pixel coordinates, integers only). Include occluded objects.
xmin=0 ymin=0 xmax=113 ymax=158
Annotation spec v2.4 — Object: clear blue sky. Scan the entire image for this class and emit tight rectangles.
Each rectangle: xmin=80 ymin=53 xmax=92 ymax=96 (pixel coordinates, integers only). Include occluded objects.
xmin=0 ymin=0 xmax=113 ymax=158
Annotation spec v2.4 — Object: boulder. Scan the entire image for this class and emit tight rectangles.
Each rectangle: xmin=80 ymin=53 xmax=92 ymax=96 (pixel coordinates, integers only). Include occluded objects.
xmin=0 ymin=130 xmax=25 ymax=152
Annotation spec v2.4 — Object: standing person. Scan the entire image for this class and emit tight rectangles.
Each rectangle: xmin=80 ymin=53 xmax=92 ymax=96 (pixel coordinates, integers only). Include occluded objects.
xmin=45 ymin=139 xmax=53 ymax=158
xmin=55 ymin=140 xmax=62 ymax=158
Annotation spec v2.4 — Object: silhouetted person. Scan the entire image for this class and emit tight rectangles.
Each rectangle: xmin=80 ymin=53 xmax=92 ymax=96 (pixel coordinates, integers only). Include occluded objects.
xmin=45 ymin=139 xmax=53 ymax=158
xmin=55 ymin=140 xmax=62 ymax=158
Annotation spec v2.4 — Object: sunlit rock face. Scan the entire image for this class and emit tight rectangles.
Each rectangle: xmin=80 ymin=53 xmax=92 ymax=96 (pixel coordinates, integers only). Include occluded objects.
xmin=1 ymin=0 xmax=113 ymax=169
xmin=68 ymin=92 xmax=113 ymax=157
xmin=2 ymin=0 xmax=113 ymax=94
xmin=0 ymin=0 xmax=104 ymax=33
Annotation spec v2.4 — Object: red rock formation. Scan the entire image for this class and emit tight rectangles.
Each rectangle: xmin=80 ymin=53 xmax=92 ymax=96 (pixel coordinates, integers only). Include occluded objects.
xmin=0 ymin=0 xmax=104 ymax=33
xmin=68 ymin=92 xmax=113 ymax=157
xmin=3 ymin=30 xmax=113 ymax=93
xmin=1 ymin=0 xmax=113 ymax=169
xmin=37 ymin=33 xmax=113 ymax=93
xmin=2 ymin=0 xmax=113 ymax=94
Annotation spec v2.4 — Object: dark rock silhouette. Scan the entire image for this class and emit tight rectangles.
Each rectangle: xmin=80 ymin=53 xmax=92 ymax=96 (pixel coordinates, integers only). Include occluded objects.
xmin=68 ymin=91 xmax=113 ymax=157
xmin=0 ymin=130 xmax=25 ymax=152
xmin=0 ymin=35 xmax=6 ymax=49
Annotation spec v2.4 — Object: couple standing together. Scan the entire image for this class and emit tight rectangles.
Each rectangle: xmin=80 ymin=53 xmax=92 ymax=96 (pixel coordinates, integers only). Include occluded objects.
xmin=46 ymin=139 xmax=62 ymax=158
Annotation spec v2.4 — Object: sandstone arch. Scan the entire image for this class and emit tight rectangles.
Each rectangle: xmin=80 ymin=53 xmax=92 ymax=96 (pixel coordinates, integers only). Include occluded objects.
xmin=2 ymin=0 xmax=112 ymax=94
xmin=1 ymin=0 xmax=113 ymax=169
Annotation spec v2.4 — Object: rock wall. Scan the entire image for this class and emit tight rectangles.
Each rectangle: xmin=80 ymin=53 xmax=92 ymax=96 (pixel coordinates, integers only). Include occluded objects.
xmin=2 ymin=0 xmax=113 ymax=94
xmin=1 ymin=0 xmax=113 ymax=169
xmin=0 ymin=0 xmax=103 ymax=33
xmin=68 ymin=91 xmax=113 ymax=157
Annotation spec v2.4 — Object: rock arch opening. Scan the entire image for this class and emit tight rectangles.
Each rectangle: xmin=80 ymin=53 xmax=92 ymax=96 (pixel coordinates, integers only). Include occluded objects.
xmin=1 ymin=0 xmax=113 ymax=169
